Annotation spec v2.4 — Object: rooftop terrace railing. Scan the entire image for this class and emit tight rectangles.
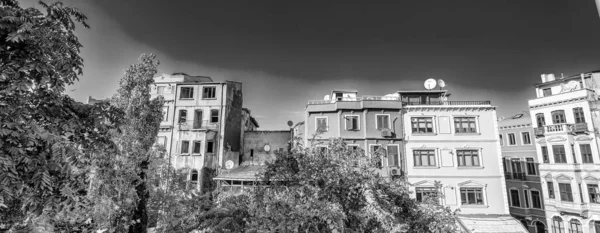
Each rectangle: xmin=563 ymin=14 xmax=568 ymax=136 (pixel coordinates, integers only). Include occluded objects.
xmin=404 ymin=100 xmax=491 ymax=106
xmin=307 ymin=98 xmax=491 ymax=105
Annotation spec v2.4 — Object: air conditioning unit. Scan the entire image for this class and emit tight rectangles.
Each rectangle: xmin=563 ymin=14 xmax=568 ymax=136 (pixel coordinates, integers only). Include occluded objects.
xmin=390 ymin=168 xmax=401 ymax=176
xmin=381 ymin=129 xmax=392 ymax=137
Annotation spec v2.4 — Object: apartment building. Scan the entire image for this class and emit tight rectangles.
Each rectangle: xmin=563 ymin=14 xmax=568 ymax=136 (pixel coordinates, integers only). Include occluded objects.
xmin=401 ymin=90 xmax=509 ymax=216
xmin=151 ymin=73 xmax=246 ymax=191
xmin=304 ymin=90 xmax=404 ymax=177
xmin=499 ymin=112 xmax=547 ymax=233
xmin=528 ymin=71 xmax=600 ymax=233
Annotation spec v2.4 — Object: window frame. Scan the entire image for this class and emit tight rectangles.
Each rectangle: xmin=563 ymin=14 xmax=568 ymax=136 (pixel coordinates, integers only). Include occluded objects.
xmin=315 ymin=117 xmax=329 ymax=132
xmin=386 ymin=144 xmax=400 ymax=167
xmin=347 ymin=144 xmax=360 ymax=151
xmin=411 ymin=117 xmax=434 ymax=134
xmin=580 ymin=144 xmax=593 ymax=164
xmin=551 ymin=110 xmax=566 ymax=124
xmin=415 ymin=187 xmax=438 ymax=203
xmin=507 ymin=133 xmax=517 ymax=146
xmin=521 ymin=132 xmax=531 ymax=145
xmin=569 ymin=219 xmax=583 ymax=233
xmin=509 ymin=189 xmax=521 ymax=207
xmin=192 ymin=140 xmax=202 ymax=155
xmin=460 ymin=187 xmax=485 ymax=205
xmin=456 ymin=149 xmax=481 ymax=167
xmin=202 ymin=86 xmax=217 ymax=99
xmin=542 ymin=88 xmax=552 ymax=97
xmin=558 ymin=183 xmax=574 ymax=202
xmin=178 ymin=109 xmax=187 ymax=124
xmin=375 ymin=114 xmax=391 ymax=130
xmin=552 ymin=217 xmax=564 ymax=233
xmin=588 ymin=184 xmax=600 ymax=204
xmin=210 ymin=109 xmax=219 ymax=123
xmin=547 ymin=181 xmax=556 ymax=199
xmin=536 ymin=113 xmax=546 ymax=128
xmin=206 ymin=140 xmax=214 ymax=154
xmin=531 ymin=190 xmax=542 ymax=209
xmin=157 ymin=86 xmax=165 ymax=95
xmin=454 ymin=116 xmax=477 ymax=133
xmin=553 ymin=145 xmax=567 ymax=163
xmin=179 ymin=86 xmax=194 ymax=99
xmin=573 ymin=107 xmax=586 ymax=124
xmin=156 ymin=136 xmax=167 ymax=147
xmin=526 ymin=158 xmax=537 ymax=175
xmin=180 ymin=140 xmax=190 ymax=155
xmin=345 ymin=115 xmax=360 ymax=131
xmin=499 ymin=134 xmax=504 ymax=146
xmin=541 ymin=146 xmax=549 ymax=163
xmin=523 ymin=190 xmax=530 ymax=208
xmin=162 ymin=106 xmax=169 ymax=122
xmin=413 ymin=149 xmax=436 ymax=167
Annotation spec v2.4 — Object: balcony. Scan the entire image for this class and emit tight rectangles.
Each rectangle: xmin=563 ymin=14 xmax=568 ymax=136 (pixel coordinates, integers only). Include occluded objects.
xmin=404 ymin=100 xmax=491 ymax=106
xmin=504 ymin=172 xmax=526 ymax=181
xmin=545 ymin=123 xmax=574 ymax=134
xmin=177 ymin=120 xmax=219 ymax=131
xmin=534 ymin=127 xmax=545 ymax=137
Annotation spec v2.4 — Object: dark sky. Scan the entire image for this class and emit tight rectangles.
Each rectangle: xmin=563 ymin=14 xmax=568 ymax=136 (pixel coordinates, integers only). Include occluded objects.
xmin=19 ymin=0 xmax=600 ymax=129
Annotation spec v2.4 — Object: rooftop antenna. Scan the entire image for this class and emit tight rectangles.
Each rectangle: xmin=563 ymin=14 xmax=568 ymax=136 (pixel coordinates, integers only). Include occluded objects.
xmin=424 ymin=78 xmax=437 ymax=90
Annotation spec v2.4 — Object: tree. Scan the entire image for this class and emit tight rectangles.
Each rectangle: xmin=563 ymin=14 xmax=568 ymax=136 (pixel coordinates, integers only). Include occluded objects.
xmin=0 ymin=0 xmax=98 ymax=225
xmin=193 ymin=138 xmax=459 ymax=232
xmin=107 ymin=53 xmax=163 ymax=233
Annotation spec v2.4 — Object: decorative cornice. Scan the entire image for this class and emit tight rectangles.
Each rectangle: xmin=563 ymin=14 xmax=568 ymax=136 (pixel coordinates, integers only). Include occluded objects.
xmin=499 ymin=124 xmax=533 ymax=130
xmin=405 ymin=106 xmax=496 ymax=112
xmin=529 ymin=96 xmax=588 ymax=109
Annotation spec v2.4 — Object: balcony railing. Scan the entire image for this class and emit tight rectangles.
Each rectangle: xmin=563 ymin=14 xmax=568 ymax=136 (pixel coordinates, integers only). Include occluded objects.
xmin=405 ymin=100 xmax=491 ymax=106
xmin=534 ymin=127 xmax=545 ymax=137
xmin=504 ymin=172 xmax=526 ymax=181
xmin=177 ymin=120 xmax=219 ymax=131
xmin=545 ymin=123 xmax=574 ymax=134
xmin=574 ymin=122 xmax=588 ymax=133
xmin=308 ymin=96 xmax=401 ymax=105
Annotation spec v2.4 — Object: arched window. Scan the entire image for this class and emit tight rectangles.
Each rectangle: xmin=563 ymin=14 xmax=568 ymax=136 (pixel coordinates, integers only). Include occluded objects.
xmin=534 ymin=221 xmax=546 ymax=233
xmin=552 ymin=216 xmax=564 ymax=233
xmin=569 ymin=219 xmax=582 ymax=233
xmin=551 ymin=110 xmax=566 ymax=124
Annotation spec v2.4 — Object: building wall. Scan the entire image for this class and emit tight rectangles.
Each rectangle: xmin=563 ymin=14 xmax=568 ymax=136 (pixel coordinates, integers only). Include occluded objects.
xmin=221 ymin=81 xmax=244 ymax=168
xmin=404 ymin=107 xmax=509 ymax=215
xmin=241 ymin=131 xmax=292 ymax=165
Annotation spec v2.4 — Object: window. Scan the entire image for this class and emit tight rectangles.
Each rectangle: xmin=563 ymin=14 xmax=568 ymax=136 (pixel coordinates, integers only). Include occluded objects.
xmin=508 ymin=133 xmax=516 ymax=145
xmin=347 ymin=145 xmax=359 ymax=151
xmin=346 ymin=115 xmax=359 ymax=130
xmin=457 ymin=150 xmax=480 ymax=167
xmin=454 ymin=117 xmax=477 ymax=133
xmin=581 ymin=144 xmax=593 ymax=163
xmin=589 ymin=184 xmax=600 ymax=204
xmin=523 ymin=190 xmax=530 ymax=208
xmin=210 ymin=109 xmax=219 ymax=123
xmin=552 ymin=217 xmax=564 ymax=233
xmin=206 ymin=141 xmax=214 ymax=153
xmin=460 ymin=188 xmax=484 ymax=205
xmin=542 ymin=88 xmax=552 ymax=97
xmin=531 ymin=190 xmax=542 ymax=208
xmin=180 ymin=87 xmax=194 ymax=99
xmin=316 ymin=117 xmax=328 ymax=132
xmin=536 ymin=113 xmax=546 ymax=128
xmin=190 ymin=170 xmax=199 ymax=184
xmin=548 ymin=182 xmax=555 ymax=199
xmin=569 ymin=219 xmax=582 ymax=233
xmin=553 ymin=145 xmax=567 ymax=163
xmin=192 ymin=141 xmax=202 ymax=154
xmin=526 ymin=158 xmax=537 ymax=175
xmin=157 ymin=86 xmax=165 ymax=95
xmin=411 ymin=117 xmax=433 ymax=133
xmin=413 ymin=150 xmax=436 ymax=167
xmin=559 ymin=183 xmax=573 ymax=202
xmin=551 ymin=110 xmax=566 ymax=124
xmin=522 ymin=132 xmax=531 ymax=144
xmin=416 ymin=187 xmax=437 ymax=202
xmin=193 ymin=110 xmax=203 ymax=129
xmin=376 ymin=115 xmax=390 ymax=130
xmin=178 ymin=110 xmax=187 ymax=123
xmin=162 ymin=107 xmax=168 ymax=122
xmin=387 ymin=145 xmax=399 ymax=167
xmin=180 ymin=140 xmax=190 ymax=154
xmin=499 ymin=134 xmax=504 ymax=146
xmin=510 ymin=189 xmax=521 ymax=207
xmin=573 ymin=107 xmax=585 ymax=123
xmin=541 ymin=146 xmax=549 ymax=163
xmin=202 ymin=86 xmax=216 ymax=99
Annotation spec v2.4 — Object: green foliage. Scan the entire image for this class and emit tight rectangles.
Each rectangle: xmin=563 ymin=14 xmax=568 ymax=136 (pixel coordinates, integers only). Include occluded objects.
xmin=189 ymin=138 xmax=459 ymax=233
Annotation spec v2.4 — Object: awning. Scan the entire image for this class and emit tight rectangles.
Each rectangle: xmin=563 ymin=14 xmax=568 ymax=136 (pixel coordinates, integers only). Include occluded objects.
xmin=213 ymin=165 xmax=264 ymax=181
xmin=456 ymin=215 xmax=528 ymax=233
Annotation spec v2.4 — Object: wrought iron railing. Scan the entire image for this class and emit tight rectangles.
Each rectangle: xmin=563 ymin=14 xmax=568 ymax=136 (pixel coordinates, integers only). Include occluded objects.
xmin=504 ymin=172 xmax=527 ymax=181
xmin=177 ymin=120 xmax=219 ymax=130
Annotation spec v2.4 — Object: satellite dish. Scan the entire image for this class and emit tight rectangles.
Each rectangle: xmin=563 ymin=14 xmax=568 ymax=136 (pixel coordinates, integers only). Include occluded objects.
xmin=225 ymin=160 xmax=234 ymax=170
xmin=438 ymin=79 xmax=446 ymax=88
xmin=287 ymin=120 xmax=293 ymax=127
xmin=264 ymin=144 xmax=271 ymax=152
xmin=324 ymin=95 xmax=330 ymax=100
xmin=424 ymin=79 xmax=437 ymax=90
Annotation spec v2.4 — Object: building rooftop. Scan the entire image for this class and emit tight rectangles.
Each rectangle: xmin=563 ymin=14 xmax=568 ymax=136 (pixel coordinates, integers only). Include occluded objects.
xmin=154 ymin=73 xmax=214 ymax=83
xmin=331 ymin=89 xmax=358 ymax=93
xmin=533 ymin=70 xmax=600 ymax=87
xmin=456 ymin=215 xmax=528 ymax=233
xmin=213 ymin=165 xmax=264 ymax=181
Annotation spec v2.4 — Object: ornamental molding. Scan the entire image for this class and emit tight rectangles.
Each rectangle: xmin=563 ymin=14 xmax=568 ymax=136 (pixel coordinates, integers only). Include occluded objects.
xmin=537 ymin=138 xmax=547 ymax=144
xmin=412 ymin=180 xmax=437 ymax=187
xmin=405 ymin=106 xmax=496 ymax=112
xmin=499 ymin=123 xmax=532 ymax=130
xmin=554 ymin=174 xmax=573 ymax=181
xmin=529 ymin=97 xmax=588 ymax=109
xmin=547 ymin=136 xmax=567 ymax=143
xmin=575 ymin=136 xmax=593 ymax=141
xmin=457 ymin=180 xmax=487 ymax=187
xmin=583 ymin=175 xmax=599 ymax=182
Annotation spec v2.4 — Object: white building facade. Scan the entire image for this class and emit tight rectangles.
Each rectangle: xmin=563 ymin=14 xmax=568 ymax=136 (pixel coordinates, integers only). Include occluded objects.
xmin=529 ymin=71 xmax=600 ymax=233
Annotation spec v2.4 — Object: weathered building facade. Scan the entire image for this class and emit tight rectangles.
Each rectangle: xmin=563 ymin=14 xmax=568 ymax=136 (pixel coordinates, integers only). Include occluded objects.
xmin=150 ymin=73 xmax=246 ymax=191
xmin=529 ymin=71 xmax=600 ymax=233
